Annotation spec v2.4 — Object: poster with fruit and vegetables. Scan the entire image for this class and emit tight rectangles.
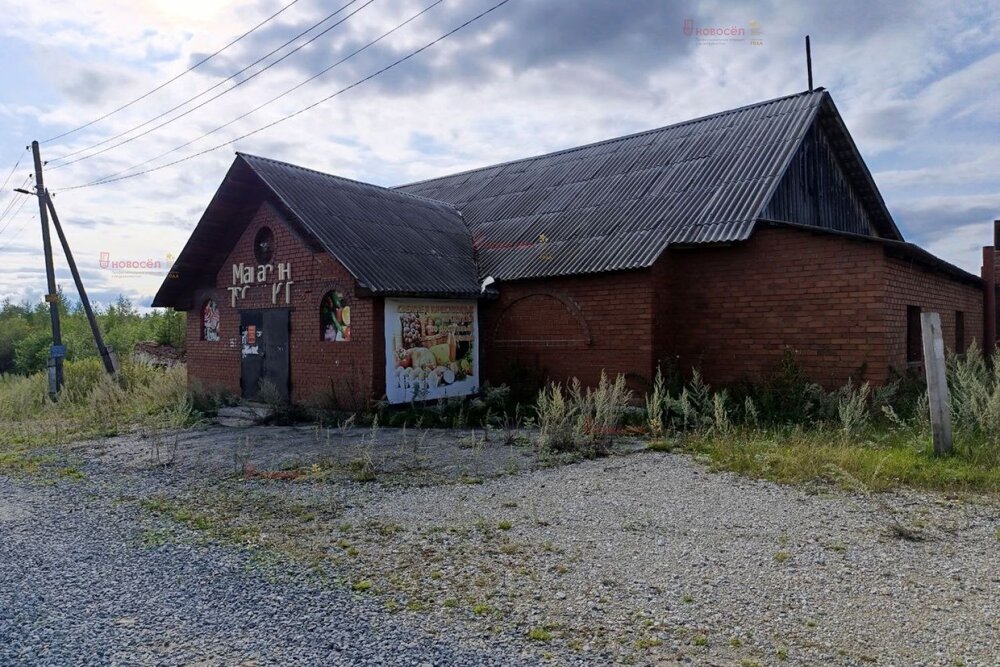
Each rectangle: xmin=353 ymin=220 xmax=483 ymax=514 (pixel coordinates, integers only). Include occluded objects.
xmin=321 ymin=290 xmax=351 ymax=342
xmin=384 ymin=298 xmax=478 ymax=404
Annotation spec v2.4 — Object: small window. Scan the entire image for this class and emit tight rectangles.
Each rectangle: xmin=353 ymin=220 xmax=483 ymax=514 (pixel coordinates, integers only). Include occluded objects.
xmin=955 ymin=311 xmax=965 ymax=354
xmin=906 ymin=305 xmax=922 ymax=363
xmin=320 ymin=290 xmax=351 ymax=341
xmin=202 ymin=299 xmax=220 ymax=342
xmin=254 ymin=227 xmax=274 ymax=264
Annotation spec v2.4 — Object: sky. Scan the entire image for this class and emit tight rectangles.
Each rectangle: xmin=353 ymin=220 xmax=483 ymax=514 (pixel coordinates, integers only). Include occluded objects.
xmin=0 ymin=0 xmax=998 ymax=310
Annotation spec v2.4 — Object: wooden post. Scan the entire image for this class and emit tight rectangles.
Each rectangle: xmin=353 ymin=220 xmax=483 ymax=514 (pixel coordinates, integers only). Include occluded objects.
xmin=45 ymin=192 xmax=117 ymax=377
xmin=920 ymin=312 xmax=953 ymax=455
xmin=31 ymin=140 xmax=64 ymax=399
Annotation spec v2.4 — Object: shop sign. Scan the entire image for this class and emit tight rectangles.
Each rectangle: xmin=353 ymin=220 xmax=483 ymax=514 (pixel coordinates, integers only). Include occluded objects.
xmin=228 ymin=261 xmax=294 ymax=307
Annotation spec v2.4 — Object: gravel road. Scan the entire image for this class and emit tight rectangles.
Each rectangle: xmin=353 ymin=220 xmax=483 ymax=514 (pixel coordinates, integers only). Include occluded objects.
xmin=0 ymin=475 xmax=540 ymax=666
xmin=2 ymin=425 xmax=998 ymax=666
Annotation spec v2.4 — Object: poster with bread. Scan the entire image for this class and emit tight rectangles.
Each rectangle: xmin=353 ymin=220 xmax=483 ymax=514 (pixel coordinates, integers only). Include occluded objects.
xmin=385 ymin=299 xmax=478 ymax=403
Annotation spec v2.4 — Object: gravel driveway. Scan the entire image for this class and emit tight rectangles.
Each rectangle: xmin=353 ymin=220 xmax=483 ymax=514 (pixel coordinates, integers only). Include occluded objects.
xmin=0 ymin=475 xmax=539 ymax=666
xmin=1 ymin=424 xmax=998 ymax=666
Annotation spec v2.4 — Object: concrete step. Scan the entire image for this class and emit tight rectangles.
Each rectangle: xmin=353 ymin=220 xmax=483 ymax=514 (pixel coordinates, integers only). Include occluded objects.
xmin=216 ymin=404 xmax=274 ymax=427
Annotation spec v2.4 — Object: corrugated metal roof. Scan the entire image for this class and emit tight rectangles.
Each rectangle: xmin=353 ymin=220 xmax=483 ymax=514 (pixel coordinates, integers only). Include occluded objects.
xmin=395 ymin=90 xmax=830 ymax=281
xmin=152 ymin=154 xmax=480 ymax=308
xmin=155 ymin=89 xmax=905 ymax=309
xmin=241 ymin=154 xmax=478 ymax=296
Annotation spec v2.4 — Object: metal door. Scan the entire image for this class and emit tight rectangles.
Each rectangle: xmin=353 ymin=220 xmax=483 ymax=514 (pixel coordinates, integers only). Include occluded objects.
xmin=239 ymin=309 xmax=290 ymax=401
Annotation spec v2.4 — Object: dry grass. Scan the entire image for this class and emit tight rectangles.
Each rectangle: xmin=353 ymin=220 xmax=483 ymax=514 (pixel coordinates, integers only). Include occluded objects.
xmin=0 ymin=358 xmax=197 ymax=467
xmin=535 ymin=372 xmax=632 ymax=457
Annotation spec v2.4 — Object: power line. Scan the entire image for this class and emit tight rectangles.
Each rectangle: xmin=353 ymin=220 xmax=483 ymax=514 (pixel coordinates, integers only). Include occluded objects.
xmin=0 ymin=175 xmax=32 ymax=232
xmin=40 ymin=0 xmax=303 ymax=144
xmin=0 ymin=195 xmax=34 ymax=252
xmin=0 ymin=148 xmax=26 ymax=192
xmin=48 ymin=0 xmax=369 ymax=169
xmin=60 ymin=0 xmax=512 ymax=192
xmin=78 ymin=0 xmax=445 ymax=188
xmin=0 ymin=150 xmax=28 ymax=220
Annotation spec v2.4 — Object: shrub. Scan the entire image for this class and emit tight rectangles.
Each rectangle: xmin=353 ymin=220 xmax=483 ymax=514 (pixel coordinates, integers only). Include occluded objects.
xmin=733 ymin=350 xmax=834 ymax=425
xmin=536 ymin=372 xmax=633 ymax=457
xmin=836 ymin=380 xmax=871 ymax=441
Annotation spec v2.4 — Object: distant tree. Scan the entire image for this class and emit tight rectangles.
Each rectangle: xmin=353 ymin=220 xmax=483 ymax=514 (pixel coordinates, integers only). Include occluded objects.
xmin=0 ymin=294 xmax=186 ymax=376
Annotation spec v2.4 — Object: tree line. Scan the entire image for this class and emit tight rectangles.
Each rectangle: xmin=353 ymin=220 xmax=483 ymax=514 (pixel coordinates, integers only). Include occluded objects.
xmin=0 ymin=291 xmax=185 ymax=375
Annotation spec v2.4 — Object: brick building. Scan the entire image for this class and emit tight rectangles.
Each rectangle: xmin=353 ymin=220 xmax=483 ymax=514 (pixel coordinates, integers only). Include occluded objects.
xmin=154 ymin=89 xmax=985 ymax=405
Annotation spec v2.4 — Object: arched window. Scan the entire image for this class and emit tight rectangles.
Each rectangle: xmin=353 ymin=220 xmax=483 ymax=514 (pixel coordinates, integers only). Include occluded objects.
xmin=320 ymin=290 xmax=350 ymax=341
xmin=202 ymin=299 xmax=220 ymax=342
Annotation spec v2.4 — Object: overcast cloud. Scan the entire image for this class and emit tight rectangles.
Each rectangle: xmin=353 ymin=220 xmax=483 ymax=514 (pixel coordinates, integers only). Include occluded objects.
xmin=0 ymin=0 xmax=997 ymax=308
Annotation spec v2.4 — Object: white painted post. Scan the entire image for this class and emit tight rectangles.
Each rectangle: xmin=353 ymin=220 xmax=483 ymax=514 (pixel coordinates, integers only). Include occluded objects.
xmin=920 ymin=312 xmax=953 ymax=455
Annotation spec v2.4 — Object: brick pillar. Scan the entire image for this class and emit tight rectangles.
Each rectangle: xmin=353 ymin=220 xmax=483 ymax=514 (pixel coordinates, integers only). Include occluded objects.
xmin=993 ymin=220 xmax=1000 ymax=355
xmin=985 ymin=247 xmax=995 ymax=353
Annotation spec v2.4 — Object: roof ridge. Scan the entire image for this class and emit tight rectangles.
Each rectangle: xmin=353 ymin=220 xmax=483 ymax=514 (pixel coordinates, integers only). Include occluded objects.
xmin=236 ymin=152 xmax=459 ymax=211
xmin=394 ymin=89 xmax=827 ymax=190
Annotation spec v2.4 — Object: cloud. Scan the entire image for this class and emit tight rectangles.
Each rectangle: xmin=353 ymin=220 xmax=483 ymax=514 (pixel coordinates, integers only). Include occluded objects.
xmin=49 ymin=63 xmax=137 ymax=106
xmin=0 ymin=0 xmax=998 ymax=309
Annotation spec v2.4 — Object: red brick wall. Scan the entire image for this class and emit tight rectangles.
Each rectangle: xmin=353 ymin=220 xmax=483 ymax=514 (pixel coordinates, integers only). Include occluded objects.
xmin=481 ymin=271 xmax=657 ymax=393
xmin=883 ymin=255 xmax=982 ymax=374
xmin=661 ymin=227 xmax=887 ymax=388
xmin=659 ymin=226 xmax=984 ymax=388
xmin=184 ymin=212 xmax=983 ymax=403
xmin=184 ymin=202 xmax=377 ymax=406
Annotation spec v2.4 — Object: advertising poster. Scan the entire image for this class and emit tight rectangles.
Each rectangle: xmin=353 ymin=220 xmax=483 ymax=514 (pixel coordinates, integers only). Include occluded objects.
xmin=385 ymin=299 xmax=478 ymax=404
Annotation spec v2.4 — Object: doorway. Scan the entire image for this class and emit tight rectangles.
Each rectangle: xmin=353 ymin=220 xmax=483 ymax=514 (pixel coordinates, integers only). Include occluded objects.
xmin=239 ymin=309 xmax=290 ymax=401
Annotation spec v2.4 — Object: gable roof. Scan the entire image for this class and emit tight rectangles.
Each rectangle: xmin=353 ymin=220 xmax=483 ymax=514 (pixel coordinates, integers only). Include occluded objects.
xmin=395 ymin=89 xmax=901 ymax=281
xmin=153 ymin=153 xmax=479 ymax=308
xmin=155 ymin=89 xmax=907 ymax=308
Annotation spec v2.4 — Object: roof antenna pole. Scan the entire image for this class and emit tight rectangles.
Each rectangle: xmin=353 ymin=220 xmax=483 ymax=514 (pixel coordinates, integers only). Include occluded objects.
xmin=806 ymin=35 xmax=814 ymax=91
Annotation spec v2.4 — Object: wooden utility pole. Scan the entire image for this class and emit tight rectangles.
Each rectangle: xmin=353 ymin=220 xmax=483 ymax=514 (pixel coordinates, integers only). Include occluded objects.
xmin=920 ymin=311 xmax=953 ymax=455
xmin=31 ymin=141 xmax=64 ymax=399
xmin=45 ymin=193 xmax=118 ymax=377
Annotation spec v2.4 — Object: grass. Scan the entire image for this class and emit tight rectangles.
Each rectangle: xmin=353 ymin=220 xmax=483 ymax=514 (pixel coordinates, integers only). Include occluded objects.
xmin=639 ymin=348 xmax=1000 ymax=496
xmin=0 ymin=359 xmax=198 ymax=477
xmin=674 ymin=427 xmax=1000 ymax=494
xmin=527 ymin=627 xmax=552 ymax=641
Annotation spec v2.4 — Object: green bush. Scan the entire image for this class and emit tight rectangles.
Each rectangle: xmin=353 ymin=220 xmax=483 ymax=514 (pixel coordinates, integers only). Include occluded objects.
xmin=0 ymin=295 xmax=185 ymax=376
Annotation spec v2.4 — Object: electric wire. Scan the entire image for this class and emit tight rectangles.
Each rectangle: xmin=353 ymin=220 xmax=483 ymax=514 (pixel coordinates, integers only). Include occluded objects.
xmin=48 ymin=0 xmax=369 ymax=169
xmin=60 ymin=0 xmax=512 ymax=192
xmin=78 ymin=0 xmax=445 ymax=188
xmin=0 ymin=194 xmax=35 ymax=252
xmin=40 ymin=0 xmax=302 ymax=144
xmin=0 ymin=175 xmax=32 ymax=232
xmin=0 ymin=148 xmax=26 ymax=193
